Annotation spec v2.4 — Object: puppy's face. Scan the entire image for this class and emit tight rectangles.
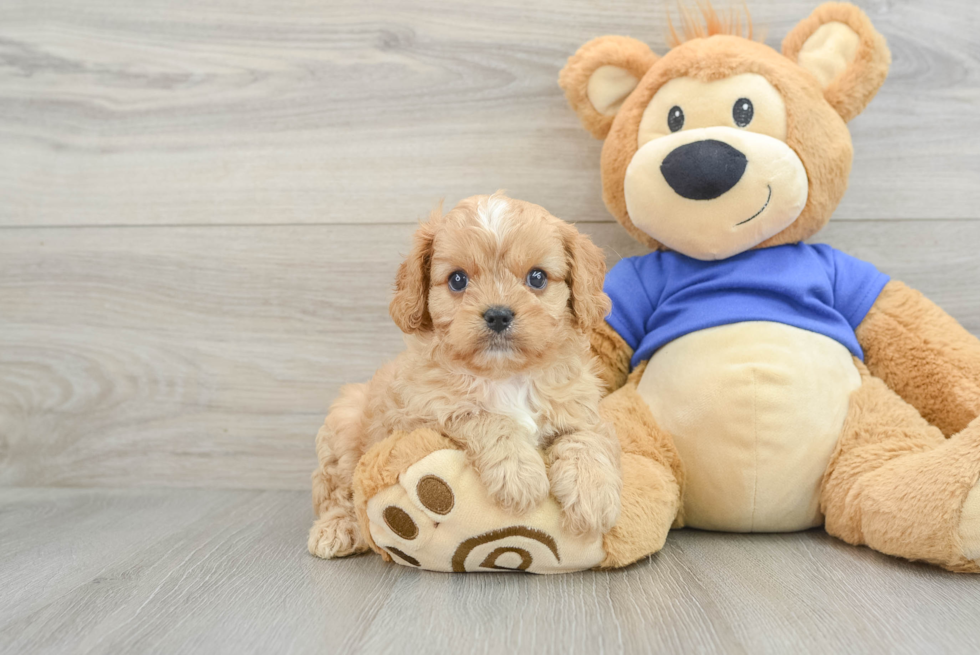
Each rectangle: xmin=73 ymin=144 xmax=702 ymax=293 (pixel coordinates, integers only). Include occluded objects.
xmin=390 ymin=195 xmax=609 ymax=378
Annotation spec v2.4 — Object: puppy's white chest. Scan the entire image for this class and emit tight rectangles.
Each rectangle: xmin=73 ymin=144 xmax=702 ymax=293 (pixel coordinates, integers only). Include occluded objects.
xmin=483 ymin=376 xmax=541 ymax=436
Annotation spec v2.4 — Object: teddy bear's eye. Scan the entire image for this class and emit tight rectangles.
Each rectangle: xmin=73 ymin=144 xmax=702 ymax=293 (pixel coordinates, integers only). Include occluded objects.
xmin=448 ymin=270 xmax=468 ymax=292
xmin=667 ymin=106 xmax=684 ymax=132
xmin=733 ymin=98 xmax=754 ymax=127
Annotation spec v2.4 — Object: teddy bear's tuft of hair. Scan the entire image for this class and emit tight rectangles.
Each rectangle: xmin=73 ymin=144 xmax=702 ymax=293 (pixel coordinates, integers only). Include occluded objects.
xmin=666 ymin=2 xmax=763 ymax=47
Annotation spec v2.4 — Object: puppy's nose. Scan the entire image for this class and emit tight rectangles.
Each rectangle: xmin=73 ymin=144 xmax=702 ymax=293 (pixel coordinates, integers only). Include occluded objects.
xmin=660 ymin=139 xmax=747 ymax=200
xmin=483 ymin=306 xmax=514 ymax=333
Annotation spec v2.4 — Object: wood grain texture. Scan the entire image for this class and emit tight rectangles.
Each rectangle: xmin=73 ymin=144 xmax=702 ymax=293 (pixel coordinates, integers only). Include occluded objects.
xmin=2 ymin=220 xmax=979 ymax=490
xmin=0 ymin=0 xmax=977 ymax=227
xmin=2 ymin=487 xmax=980 ymax=655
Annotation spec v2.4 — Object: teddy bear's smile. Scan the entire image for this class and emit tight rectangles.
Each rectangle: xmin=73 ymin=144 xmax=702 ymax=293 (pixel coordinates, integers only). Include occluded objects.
xmin=735 ymin=184 xmax=772 ymax=226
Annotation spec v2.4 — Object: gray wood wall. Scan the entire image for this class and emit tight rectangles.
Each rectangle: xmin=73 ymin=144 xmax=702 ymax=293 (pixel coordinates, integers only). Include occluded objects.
xmin=2 ymin=0 xmax=978 ymax=490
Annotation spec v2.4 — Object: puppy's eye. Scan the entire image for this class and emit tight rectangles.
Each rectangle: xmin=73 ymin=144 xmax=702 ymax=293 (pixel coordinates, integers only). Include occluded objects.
xmin=525 ymin=269 xmax=547 ymax=290
xmin=448 ymin=270 xmax=468 ymax=292
xmin=667 ymin=106 xmax=684 ymax=132
xmin=733 ymin=98 xmax=753 ymax=127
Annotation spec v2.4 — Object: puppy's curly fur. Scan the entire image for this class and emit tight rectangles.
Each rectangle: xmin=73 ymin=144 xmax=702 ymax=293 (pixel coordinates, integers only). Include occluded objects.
xmin=309 ymin=194 xmax=622 ymax=559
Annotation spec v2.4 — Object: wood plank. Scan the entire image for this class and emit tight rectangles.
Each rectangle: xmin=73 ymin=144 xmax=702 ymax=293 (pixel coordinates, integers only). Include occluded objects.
xmin=2 ymin=219 xmax=979 ymax=490
xmin=0 ymin=487 xmax=260 ymax=625
xmin=0 ymin=0 xmax=976 ymax=227
xmin=0 ymin=488 xmax=406 ymax=654
xmin=3 ymin=488 xmax=980 ymax=654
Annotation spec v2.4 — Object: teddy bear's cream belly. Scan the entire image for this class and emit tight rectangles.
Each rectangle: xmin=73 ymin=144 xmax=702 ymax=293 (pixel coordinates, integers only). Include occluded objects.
xmin=636 ymin=321 xmax=862 ymax=532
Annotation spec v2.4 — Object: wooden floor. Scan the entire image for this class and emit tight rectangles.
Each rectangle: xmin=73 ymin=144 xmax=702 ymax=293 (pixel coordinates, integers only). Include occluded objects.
xmin=2 ymin=0 xmax=980 ymax=652
xmin=4 ymin=487 xmax=980 ymax=655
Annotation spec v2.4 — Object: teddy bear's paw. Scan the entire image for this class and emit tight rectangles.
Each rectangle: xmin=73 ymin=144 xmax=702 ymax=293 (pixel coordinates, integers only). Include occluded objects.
xmin=958 ymin=480 xmax=980 ymax=564
xmin=365 ymin=449 xmax=606 ymax=573
xmin=308 ymin=509 xmax=367 ymax=559
xmin=549 ymin=450 xmax=623 ymax=536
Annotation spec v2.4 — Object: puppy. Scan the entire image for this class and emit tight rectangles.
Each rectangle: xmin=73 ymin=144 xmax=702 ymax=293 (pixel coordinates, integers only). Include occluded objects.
xmin=309 ymin=194 xmax=622 ymax=559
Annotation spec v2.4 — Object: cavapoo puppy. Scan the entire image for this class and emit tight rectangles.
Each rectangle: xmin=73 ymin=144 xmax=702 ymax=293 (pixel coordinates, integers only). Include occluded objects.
xmin=309 ymin=194 xmax=622 ymax=559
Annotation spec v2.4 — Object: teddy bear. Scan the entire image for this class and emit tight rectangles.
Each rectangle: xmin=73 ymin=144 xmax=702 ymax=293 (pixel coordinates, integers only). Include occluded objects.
xmin=333 ymin=1 xmax=980 ymax=573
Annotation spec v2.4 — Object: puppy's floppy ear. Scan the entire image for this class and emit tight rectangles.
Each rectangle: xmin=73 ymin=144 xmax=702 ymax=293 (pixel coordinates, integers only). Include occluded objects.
xmin=782 ymin=2 xmax=890 ymax=123
xmin=559 ymin=36 xmax=658 ymax=140
xmin=390 ymin=211 xmax=438 ymax=334
xmin=561 ymin=223 xmax=611 ymax=332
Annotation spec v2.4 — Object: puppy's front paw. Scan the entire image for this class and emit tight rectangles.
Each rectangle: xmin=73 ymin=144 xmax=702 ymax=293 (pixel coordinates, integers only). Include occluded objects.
xmin=550 ymin=449 xmax=622 ymax=536
xmin=308 ymin=509 xmax=367 ymax=559
xmin=479 ymin=449 xmax=550 ymax=515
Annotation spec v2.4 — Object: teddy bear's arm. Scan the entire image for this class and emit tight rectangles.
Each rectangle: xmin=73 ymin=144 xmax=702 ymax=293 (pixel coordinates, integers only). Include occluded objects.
xmin=589 ymin=322 xmax=634 ymax=395
xmin=856 ymin=280 xmax=980 ymax=436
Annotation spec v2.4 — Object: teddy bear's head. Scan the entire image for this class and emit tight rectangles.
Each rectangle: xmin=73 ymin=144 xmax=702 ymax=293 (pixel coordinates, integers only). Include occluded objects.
xmin=560 ymin=2 xmax=890 ymax=260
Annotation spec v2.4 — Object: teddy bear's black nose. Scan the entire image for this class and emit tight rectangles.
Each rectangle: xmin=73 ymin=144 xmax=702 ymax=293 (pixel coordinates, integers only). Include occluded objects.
xmin=660 ymin=139 xmax=748 ymax=200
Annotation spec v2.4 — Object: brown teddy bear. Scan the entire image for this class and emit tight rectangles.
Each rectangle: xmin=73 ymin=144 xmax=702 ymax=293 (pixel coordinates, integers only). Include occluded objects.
xmin=335 ymin=1 xmax=980 ymax=573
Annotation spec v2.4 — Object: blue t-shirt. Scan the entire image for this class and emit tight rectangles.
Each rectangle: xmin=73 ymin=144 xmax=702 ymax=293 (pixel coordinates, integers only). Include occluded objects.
xmin=604 ymin=243 xmax=890 ymax=368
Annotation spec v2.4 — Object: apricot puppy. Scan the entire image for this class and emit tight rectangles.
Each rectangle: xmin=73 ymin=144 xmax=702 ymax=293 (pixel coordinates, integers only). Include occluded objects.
xmin=309 ymin=194 xmax=622 ymax=559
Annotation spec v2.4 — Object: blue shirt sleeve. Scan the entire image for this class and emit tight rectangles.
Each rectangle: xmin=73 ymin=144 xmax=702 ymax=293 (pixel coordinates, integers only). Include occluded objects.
xmin=815 ymin=245 xmax=890 ymax=328
xmin=603 ymin=256 xmax=657 ymax=351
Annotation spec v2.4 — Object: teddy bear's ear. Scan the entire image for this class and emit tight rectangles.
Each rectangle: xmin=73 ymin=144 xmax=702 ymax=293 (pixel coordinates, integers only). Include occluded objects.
xmin=559 ymin=36 xmax=658 ymax=139
xmin=782 ymin=2 xmax=891 ymax=123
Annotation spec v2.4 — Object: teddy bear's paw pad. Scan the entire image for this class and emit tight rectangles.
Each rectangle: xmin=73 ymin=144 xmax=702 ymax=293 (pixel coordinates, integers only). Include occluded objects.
xmin=366 ymin=449 xmax=606 ymax=573
xmin=364 ymin=482 xmax=437 ymax=567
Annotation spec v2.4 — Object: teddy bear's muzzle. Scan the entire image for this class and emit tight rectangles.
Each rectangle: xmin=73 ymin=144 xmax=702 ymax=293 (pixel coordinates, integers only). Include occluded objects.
xmin=623 ymin=126 xmax=809 ymax=261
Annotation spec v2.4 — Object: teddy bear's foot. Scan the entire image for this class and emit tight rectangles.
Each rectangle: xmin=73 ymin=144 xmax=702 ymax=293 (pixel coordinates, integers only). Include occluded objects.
xmin=956 ymin=430 xmax=980 ymax=567
xmin=364 ymin=449 xmax=606 ymax=573
xmin=308 ymin=508 xmax=368 ymax=559
xmin=959 ymin=484 xmax=980 ymax=563
xmin=823 ymin=372 xmax=980 ymax=572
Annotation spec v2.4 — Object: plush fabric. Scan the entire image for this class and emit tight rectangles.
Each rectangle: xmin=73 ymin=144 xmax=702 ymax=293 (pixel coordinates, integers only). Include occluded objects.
xmin=857 ymin=280 xmax=980 ymax=437
xmin=795 ymin=22 xmax=860 ymax=89
xmin=559 ymin=36 xmax=658 ymax=140
xmin=821 ymin=364 xmax=980 ymax=572
xmin=637 ymin=322 xmax=861 ymax=531
xmin=604 ymin=243 xmax=889 ymax=367
xmin=588 ymin=66 xmax=642 ymax=117
xmin=637 ymin=73 xmax=788 ymax=144
xmin=558 ymin=2 xmax=889 ymax=251
xmin=960 ymin=484 xmax=980 ymax=562
xmin=363 ymin=444 xmax=606 ymax=573
xmin=588 ymin=320 xmax=632 ymax=393
xmin=354 ymin=415 xmax=680 ymax=572
xmin=344 ymin=2 xmax=980 ymax=574
xmin=624 ymin=124 xmax=810 ymax=259
xmin=585 ymin=35 xmax=855 ymax=252
xmin=782 ymin=3 xmax=891 ymax=123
